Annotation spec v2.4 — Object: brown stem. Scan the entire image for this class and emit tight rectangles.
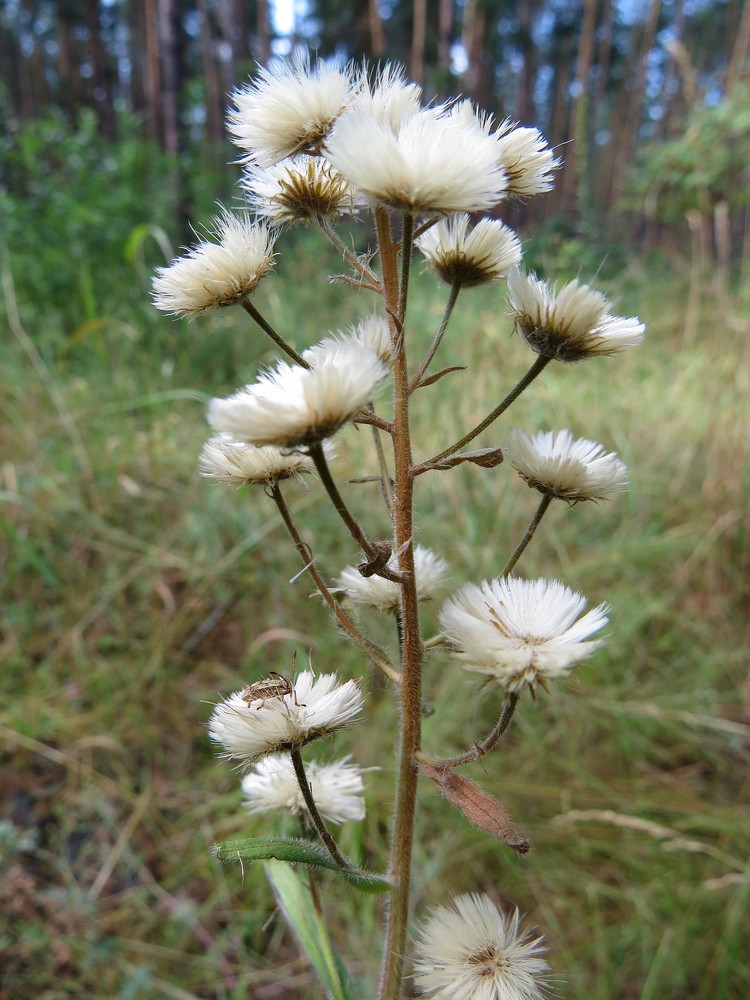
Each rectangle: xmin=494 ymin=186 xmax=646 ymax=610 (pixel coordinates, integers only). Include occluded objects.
xmin=416 ymin=694 xmax=520 ymax=769
xmin=375 ymin=207 xmax=423 ymax=1000
xmin=289 ymin=747 xmax=352 ymax=870
xmin=270 ymin=486 xmax=400 ymax=684
xmin=367 ymin=404 xmax=395 ymax=517
xmin=426 ymin=354 xmax=551 ymax=465
xmin=241 ymin=299 xmax=308 ymax=367
xmin=502 ymin=493 xmax=553 ymax=577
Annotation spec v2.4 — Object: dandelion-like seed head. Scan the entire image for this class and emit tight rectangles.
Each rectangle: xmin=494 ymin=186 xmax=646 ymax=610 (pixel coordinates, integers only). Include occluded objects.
xmin=493 ymin=120 xmax=561 ymax=197
xmin=207 ymin=341 xmax=389 ymax=448
xmin=508 ymin=268 xmax=645 ymax=361
xmin=350 ymin=62 xmax=424 ymax=130
xmin=506 ymin=428 xmax=628 ymax=503
xmin=241 ymin=156 xmax=359 ymax=226
xmin=336 ymin=545 xmax=448 ymax=613
xmin=439 ymin=576 xmax=609 ymax=694
xmin=326 ymin=103 xmax=508 ymax=214
xmin=198 ymin=435 xmax=336 ymax=487
xmin=416 ymin=214 xmax=522 ymax=287
xmin=151 ymin=211 xmax=276 ymax=318
xmin=303 ymin=314 xmax=393 ymax=366
xmin=208 ymin=669 xmax=364 ymax=767
xmin=413 ymin=894 xmax=550 ymax=1000
xmin=229 ymin=52 xmax=354 ymax=166
xmin=241 ymin=752 xmax=366 ymax=824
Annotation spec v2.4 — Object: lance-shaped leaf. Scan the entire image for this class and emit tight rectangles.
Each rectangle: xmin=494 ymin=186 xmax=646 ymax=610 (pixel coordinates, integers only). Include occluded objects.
xmin=420 ymin=764 xmax=529 ymax=853
xmin=415 ymin=447 xmax=504 ymax=475
xmin=264 ymin=860 xmax=356 ymax=1000
xmin=212 ymin=836 xmax=392 ymax=893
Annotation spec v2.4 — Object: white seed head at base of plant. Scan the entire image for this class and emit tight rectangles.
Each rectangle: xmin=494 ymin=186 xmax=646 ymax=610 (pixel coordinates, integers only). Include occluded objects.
xmin=416 ymin=214 xmax=522 ymax=287
xmin=208 ymin=670 xmax=364 ymax=767
xmin=198 ymin=435 xmax=321 ymax=487
xmin=151 ymin=211 xmax=276 ymax=318
xmin=508 ymin=267 xmax=645 ymax=361
xmin=336 ymin=545 xmax=449 ymax=612
xmin=207 ymin=342 xmax=389 ymax=448
xmin=241 ymin=753 xmax=366 ymax=824
xmin=325 ymin=104 xmax=508 ymax=214
xmin=413 ymin=894 xmax=550 ymax=1000
xmin=228 ymin=53 xmax=354 ymax=166
xmin=439 ymin=576 xmax=609 ymax=693
xmin=506 ymin=428 xmax=628 ymax=502
xmin=241 ymin=156 xmax=360 ymax=226
xmin=493 ymin=120 xmax=561 ymax=197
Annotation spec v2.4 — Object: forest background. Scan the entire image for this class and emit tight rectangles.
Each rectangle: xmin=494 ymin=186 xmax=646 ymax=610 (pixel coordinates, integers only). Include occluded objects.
xmin=1 ymin=1 xmax=749 ymax=998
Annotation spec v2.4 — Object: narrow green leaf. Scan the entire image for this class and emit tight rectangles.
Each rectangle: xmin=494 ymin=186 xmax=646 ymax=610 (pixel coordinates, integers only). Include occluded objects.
xmin=212 ymin=836 xmax=392 ymax=894
xmin=264 ymin=860 xmax=355 ymax=1000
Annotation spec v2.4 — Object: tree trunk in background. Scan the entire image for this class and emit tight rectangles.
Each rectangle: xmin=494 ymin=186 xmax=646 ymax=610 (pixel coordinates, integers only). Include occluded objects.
xmin=158 ymin=0 xmax=181 ymax=156
xmin=369 ymin=0 xmax=387 ymax=57
xmin=601 ymin=0 xmax=661 ymax=214
xmin=515 ymin=0 xmax=538 ymax=124
xmin=256 ymin=0 xmax=270 ymax=64
xmin=198 ymin=0 xmax=224 ymax=148
xmin=437 ymin=0 xmax=453 ymax=72
xmin=20 ymin=0 xmax=49 ymax=120
xmin=143 ymin=0 xmax=162 ymax=143
xmin=545 ymin=25 xmax=574 ymax=218
xmin=83 ymin=0 xmax=116 ymax=140
xmin=411 ymin=0 xmax=427 ymax=84
xmin=56 ymin=0 xmax=81 ymax=124
xmin=726 ymin=0 xmax=750 ymax=94
xmin=561 ymin=0 xmax=597 ymax=221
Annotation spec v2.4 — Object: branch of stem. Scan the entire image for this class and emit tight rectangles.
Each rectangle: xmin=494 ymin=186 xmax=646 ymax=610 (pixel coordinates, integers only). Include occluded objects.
xmin=416 ymin=693 xmax=520 ymax=768
xmin=289 ymin=747 xmax=352 ymax=870
xmin=241 ymin=299 xmax=308 ymax=367
xmin=502 ymin=493 xmax=553 ymax=577
xmin=410 ymin=280 xmax=462 ymax=391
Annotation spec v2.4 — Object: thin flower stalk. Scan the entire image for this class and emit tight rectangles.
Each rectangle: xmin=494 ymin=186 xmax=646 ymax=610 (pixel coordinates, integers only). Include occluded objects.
xmin=289 ymin=747 xmax=352 ymax=870
xmin=427 ymin=354 xmax=551 ymax=465
xmin=501 ymin=493 xmax=553 ymax=577
xmin=416 ymin=693 xmax=520 ymax=769
xmin=411 ymin=279 xmax=462 ymax=391
xmin=241 ymin=299 xmax=309 ymax=367
xmin=270 ymin=484 xmax=400 ymax=684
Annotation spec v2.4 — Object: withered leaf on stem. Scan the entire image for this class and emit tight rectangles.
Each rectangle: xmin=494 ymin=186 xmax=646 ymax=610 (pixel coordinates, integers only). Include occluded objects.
xmin=415 ymin=447 xmax=504 ymax=475
xmin=420 ymin=763 xmax=529 ymax=853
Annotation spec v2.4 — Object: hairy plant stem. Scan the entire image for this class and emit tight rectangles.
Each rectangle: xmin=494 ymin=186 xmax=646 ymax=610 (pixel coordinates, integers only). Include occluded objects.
xmin=376 ymin=208 xmax=422 ymax=1000
xmin=416 ymin=693 xmax=520 ymax=768
xmin=307 ymin=442 xmax=380 ymax=563
xmin=367 ymin=404 xmax=395 ymax=517
xmin=289 ymin=747 xmax=352 ymax=870
xmin=411 ymin=280 xmax=462 ymax=391
xmin=270 ymin=486 xmax=400 ymax=684
xmin=427 ymin=353 xmax=551 ymax=465
xmin=502 ymin=493 xmax=553 ymax=577
xmin=241 ymin=299 xmax=308 ymax=367
xmin=317 ymin=214 xmax=380 ymax=286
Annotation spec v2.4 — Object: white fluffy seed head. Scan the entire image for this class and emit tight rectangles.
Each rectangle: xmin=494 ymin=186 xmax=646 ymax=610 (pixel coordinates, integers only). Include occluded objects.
xmin=241 ymin=753 xmax=366 ymax=824
xmin=241 ymin=155 xmax=360 ymax=226
xmin=508 ymin=268 xmax=645 ymax=361
xmin=228 ymin=52 xmax=354 ymax=166
xmin=207 ymin=342 xmax=389 ymax=448
xmin=506 ymin=428 xmax=628 ymax=502
xmin=413 ymin=894 xmax=550 ymax=1000
xmin=349 ymin=63 xmax=423 ymax=130
xmin=325 ymin=102 xmax=508 ymax=214
xmin=416 ymin=214 xmax=522 ymax=287
xmin=335 ymin=546 xmax=449 ymax=613
xmin=208 ymin=670 xmax=364 ymax=766
xmin=151 ymin=211 xmax=276 ymax=317
xmin=493 ymin=120 xmax=561 ymax=197
xmin=439 ymin=576 xmax=609 ymax=694
xmin=303 ymin=314 xmax=393 ymax=366
xmin=198 ymin=435 xmax=319 ymax=486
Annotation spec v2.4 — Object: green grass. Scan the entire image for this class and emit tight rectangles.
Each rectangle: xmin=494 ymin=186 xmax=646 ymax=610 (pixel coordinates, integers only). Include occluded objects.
xmin=1 ymin=226 xmax=748 ymax=999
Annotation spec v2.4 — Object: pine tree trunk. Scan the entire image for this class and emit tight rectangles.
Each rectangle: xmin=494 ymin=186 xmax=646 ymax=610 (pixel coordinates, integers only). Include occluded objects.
xmin=411 ymin=0 xmax=427 ymax=84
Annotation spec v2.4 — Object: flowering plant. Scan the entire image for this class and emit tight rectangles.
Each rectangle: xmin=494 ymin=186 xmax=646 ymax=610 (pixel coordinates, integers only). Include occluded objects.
xmin=153 ymin=51 xmax=644 ymax=1000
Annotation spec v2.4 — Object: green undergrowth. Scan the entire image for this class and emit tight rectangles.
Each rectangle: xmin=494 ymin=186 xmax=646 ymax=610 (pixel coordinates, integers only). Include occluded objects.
xmin=1 ymin=227 xmax=748 ymax=999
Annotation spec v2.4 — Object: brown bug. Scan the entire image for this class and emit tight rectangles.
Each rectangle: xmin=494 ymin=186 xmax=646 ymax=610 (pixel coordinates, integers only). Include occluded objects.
xmin=240 ymin=671 xmax=293 ymax=708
